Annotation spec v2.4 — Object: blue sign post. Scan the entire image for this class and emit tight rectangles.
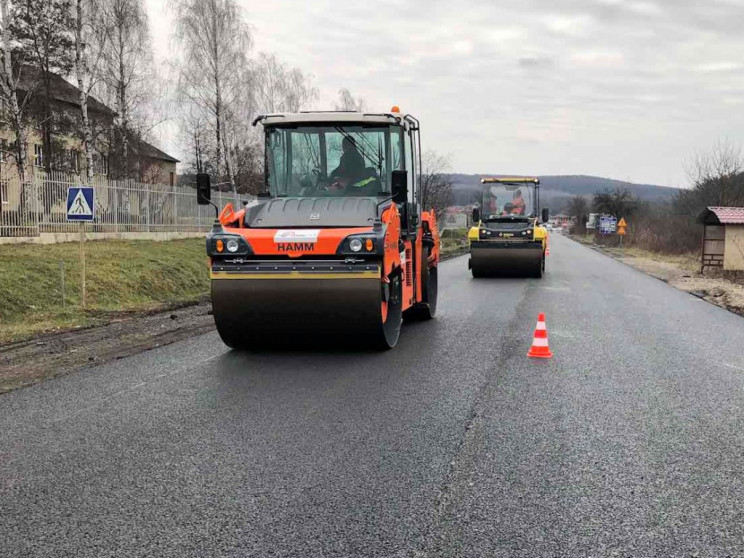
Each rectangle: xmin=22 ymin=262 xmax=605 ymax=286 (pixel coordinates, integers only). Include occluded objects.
xmin=66 ymin=186 xmax=95 ymax=308
xmin=66 ymin=186 xmax=95 ymax=221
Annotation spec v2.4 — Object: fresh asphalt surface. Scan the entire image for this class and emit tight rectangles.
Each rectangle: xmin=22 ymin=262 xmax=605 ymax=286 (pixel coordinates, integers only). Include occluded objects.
xmin=3 ymin=235 xmax=744 ymax=557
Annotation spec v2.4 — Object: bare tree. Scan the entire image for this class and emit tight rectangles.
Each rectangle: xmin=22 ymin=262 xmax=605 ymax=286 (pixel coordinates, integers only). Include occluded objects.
xmin=12 ymin=0 xmax=75 ymax=173
xmin=97 ymin=0 xmax=152 ymax=179
xmin=593 ymin=188 xmax=637 ymax=219
xmin=565 ymin=195 xmax=589 ymax=232
xmin=0 ymin=0 xmax=35 ymax=186
xmin=335 ymin=88 xmax=366 ymax=112
xmin=171 ymin=0 xmax=252 ymax=193
xmin=676 ymin=140 xmax=744 ymax=214
xmin=420 ymin=149 xmax=453 ymax=216
xmin=73 ymin=0 xmax=109 ymax=181
xmin=252 ymin=52 xmax=317 ymax=114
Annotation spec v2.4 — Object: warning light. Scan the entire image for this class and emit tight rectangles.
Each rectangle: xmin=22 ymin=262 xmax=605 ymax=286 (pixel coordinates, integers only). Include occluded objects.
xmin=391 ymin=105 xmax=400 ymax=113
xmin=216 ymin=239 xmax=224 ymax=253
xmin=365 ymin=238 xmax=374 ymax=251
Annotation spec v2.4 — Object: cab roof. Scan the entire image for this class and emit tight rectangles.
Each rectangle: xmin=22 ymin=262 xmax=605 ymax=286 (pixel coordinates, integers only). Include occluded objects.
xmin=253 ymin=111 xmax=415 ymax=128
xmin=481 ymin=177 xmax=540 ymax=185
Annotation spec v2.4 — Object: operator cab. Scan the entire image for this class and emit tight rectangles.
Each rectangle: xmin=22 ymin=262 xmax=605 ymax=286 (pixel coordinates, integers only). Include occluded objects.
xmin=249 ymin=111 xmax=422 ymax=231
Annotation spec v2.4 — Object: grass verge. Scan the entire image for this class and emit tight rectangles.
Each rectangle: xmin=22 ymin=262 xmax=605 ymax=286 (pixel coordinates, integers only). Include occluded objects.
xmin=0 ymin=238 xmax=209 ymax=344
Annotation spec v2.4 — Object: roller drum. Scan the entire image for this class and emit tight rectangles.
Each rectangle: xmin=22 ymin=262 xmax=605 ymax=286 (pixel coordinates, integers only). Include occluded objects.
xmin=470 ymin=242 xmax=543 ymax=278
xmin=210 ymin=267 xmax=402 ymax=349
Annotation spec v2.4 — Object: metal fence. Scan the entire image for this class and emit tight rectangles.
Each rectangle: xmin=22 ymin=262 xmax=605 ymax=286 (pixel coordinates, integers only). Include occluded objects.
xmin=0 ymin=170 xmax=245 ymax=237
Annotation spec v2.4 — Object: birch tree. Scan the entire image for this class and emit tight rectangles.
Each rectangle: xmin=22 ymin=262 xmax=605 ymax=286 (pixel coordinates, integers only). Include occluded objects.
xmin=73 ymin=0 xmax=107 ymax=182
xmin=335 ymin=88 xmax=366 ymax=112
xmin=97 ymin=0 xmax=151 ymax=179
xmin=253 ymin=52 xmax=317 ymax=114
xmin=171 ymin=0 xmax=251 ymax=192
xmin=0 ymin=0 xmax=34 ymax=186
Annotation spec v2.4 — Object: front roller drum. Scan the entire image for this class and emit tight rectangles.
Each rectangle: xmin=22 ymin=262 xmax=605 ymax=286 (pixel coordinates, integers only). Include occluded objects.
xmin=210 ymin=272 xmax=402 ymax=350
xmin=470 ymin=244 xmax=544 ymax=278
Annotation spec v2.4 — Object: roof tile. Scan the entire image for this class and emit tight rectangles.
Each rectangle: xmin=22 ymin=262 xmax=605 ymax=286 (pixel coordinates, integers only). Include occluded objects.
xmin=707 ymin=206 xmax=744 ymax=224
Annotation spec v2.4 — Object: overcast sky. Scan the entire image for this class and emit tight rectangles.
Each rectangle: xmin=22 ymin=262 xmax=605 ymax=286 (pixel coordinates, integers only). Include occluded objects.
xmin=146 ymin=0 xmax=744 ymax=187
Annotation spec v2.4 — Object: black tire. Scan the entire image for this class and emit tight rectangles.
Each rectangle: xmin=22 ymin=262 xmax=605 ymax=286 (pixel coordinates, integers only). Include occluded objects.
xmin=531 ymin=254 xmax=544 ymax=278
xmin=378 ymin=274 xmax=403 ymax=349
xmin=213 ymin=310 xmax=251 ymax=350
xmin=215 ymin=326 xmax=246 ymax=350
xmin=407 ymin=248 xmax=438 ymax=320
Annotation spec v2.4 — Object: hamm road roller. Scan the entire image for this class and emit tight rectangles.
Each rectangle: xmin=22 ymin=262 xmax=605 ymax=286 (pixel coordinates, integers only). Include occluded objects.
xmin=197 ymin=108 xmax=440 ymax=349
xmin=468 ymin=177 xmax=549 ymax=278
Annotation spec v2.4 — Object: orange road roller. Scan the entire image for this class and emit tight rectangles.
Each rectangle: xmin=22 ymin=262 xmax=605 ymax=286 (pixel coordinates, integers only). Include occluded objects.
xmin=197 ymin=109 xmax=440 ymax=349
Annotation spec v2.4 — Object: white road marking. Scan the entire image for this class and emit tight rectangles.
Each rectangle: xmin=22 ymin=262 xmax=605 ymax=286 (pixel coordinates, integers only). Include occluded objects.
xmin=721 ymin=362 xmax=744 ymax=372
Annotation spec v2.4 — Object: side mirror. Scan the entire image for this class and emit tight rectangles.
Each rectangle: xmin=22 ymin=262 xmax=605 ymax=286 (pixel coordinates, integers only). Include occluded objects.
xmin=391 ymin=170 xmax=408 ymax=203
xmin=196 ymin=173 xmax=211 ymax=205
xmin=472 ymin=207 xmax=481 ymax=223
xmin=541 ymin=208 xmax=550 ymax=223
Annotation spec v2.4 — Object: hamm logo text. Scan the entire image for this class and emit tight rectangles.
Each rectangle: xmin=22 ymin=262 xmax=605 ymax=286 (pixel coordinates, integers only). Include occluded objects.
xmin=277 ymin=242 xmax=315 ymax=252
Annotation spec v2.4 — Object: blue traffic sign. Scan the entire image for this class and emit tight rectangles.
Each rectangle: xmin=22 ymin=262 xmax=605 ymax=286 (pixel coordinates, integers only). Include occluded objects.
xmin=599 ymin=215 xmax=617 ymax=235
xmin=66 ymin=187 xmax=95 ymax=221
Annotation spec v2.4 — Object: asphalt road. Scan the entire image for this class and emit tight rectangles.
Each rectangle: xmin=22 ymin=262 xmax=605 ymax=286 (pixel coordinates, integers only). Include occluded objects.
xmin=3 ymin=234 xmax=744 ymax=557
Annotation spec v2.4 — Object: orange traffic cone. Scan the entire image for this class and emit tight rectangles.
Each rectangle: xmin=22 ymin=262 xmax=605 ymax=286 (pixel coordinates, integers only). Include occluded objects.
xmin=527 ymin=312 xmax=553 ymax=358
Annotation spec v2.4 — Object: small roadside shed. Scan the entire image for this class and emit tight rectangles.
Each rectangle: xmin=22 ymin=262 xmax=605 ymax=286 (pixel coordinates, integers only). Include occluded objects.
xmin=697 ymin=207 xmax=744 ymax=272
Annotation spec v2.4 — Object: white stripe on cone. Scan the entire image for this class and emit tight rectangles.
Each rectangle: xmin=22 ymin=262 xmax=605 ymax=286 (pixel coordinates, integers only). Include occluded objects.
xmin=532 ymin=337 xmax=549 ymax=347
xmin=536 ymin=322 xmax=547 ymax=330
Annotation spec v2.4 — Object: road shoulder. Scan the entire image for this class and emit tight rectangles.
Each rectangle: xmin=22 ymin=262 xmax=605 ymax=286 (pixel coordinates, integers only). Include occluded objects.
xmin=0 ymin=300 xmax=215 ymax=394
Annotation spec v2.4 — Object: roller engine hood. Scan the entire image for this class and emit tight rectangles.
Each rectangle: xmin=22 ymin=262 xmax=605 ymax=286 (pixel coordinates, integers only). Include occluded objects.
xmin=245 ymin=197 xmax=381 ymax=228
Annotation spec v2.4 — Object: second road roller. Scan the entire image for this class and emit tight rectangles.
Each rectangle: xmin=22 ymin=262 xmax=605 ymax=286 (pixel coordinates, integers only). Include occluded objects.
xmin=468 ymin=177 xmax=550 ymax=278
xmin=196 ymin=108 xmax=440 ymax=350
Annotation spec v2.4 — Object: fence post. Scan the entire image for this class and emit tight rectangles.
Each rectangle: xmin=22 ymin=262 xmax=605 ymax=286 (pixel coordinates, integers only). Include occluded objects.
xmin=33 ymin=177 xmax=40 ymax=236
xmin=145 ymin=182 xmax=150 ymax=233
xmin=172 ymin=183 xmax=177 ymax=232
xmin=113 ymin=179 xmax=118 ymax=233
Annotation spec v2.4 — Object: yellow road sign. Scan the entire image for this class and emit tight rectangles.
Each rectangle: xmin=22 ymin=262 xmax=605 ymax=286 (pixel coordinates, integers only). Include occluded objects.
xmin=617 ymin=225 xmax=627 ymax=236
xmin=618 ymin=217 xmax=627 ymax=228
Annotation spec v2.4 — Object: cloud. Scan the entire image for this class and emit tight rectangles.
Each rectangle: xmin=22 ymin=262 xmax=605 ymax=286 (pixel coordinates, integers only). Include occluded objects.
xmin=518 ymin=56 xmax=555 ymax=69
xmin=146 ymin=0 xmax=744 ymax=187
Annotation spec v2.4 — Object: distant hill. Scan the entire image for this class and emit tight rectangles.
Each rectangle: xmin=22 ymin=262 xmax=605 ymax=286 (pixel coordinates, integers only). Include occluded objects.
xmin=448 ymin=174 xmax=679 ymax=211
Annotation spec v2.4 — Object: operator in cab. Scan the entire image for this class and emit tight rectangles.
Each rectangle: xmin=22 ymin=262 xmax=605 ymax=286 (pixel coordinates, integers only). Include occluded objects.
xmin=329 ymin=136 xmax=365 ymax=190
xmin=512 ymin=189 xmax=526 ymax=215
xmin=486 ymin=186 xmax=500 ymax=216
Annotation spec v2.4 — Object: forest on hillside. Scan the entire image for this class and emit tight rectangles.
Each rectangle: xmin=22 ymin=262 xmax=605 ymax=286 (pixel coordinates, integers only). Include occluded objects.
xmin=447 ymin=174 xmax=677 ymax=209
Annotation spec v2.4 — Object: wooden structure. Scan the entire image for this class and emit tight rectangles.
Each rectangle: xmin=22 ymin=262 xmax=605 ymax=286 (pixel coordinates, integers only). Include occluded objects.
xmin=698 ymin=207 xmax=744 ymax=272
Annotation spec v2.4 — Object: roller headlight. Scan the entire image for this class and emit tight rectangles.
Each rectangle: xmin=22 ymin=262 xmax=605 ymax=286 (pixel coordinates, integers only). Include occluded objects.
xmin=338 ymin=234 xmax=382 ymax=256
xmin=207 ymin=234 xmax=252 ymax=256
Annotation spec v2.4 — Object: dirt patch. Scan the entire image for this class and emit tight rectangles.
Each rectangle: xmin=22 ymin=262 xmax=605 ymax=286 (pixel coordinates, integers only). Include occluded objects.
xmin=0 ymin=300 xmax=215 ymax=394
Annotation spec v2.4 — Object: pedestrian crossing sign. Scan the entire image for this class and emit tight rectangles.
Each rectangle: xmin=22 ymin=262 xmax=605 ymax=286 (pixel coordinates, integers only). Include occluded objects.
xmin=66 ymin=187 xmax=95 ymax=221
